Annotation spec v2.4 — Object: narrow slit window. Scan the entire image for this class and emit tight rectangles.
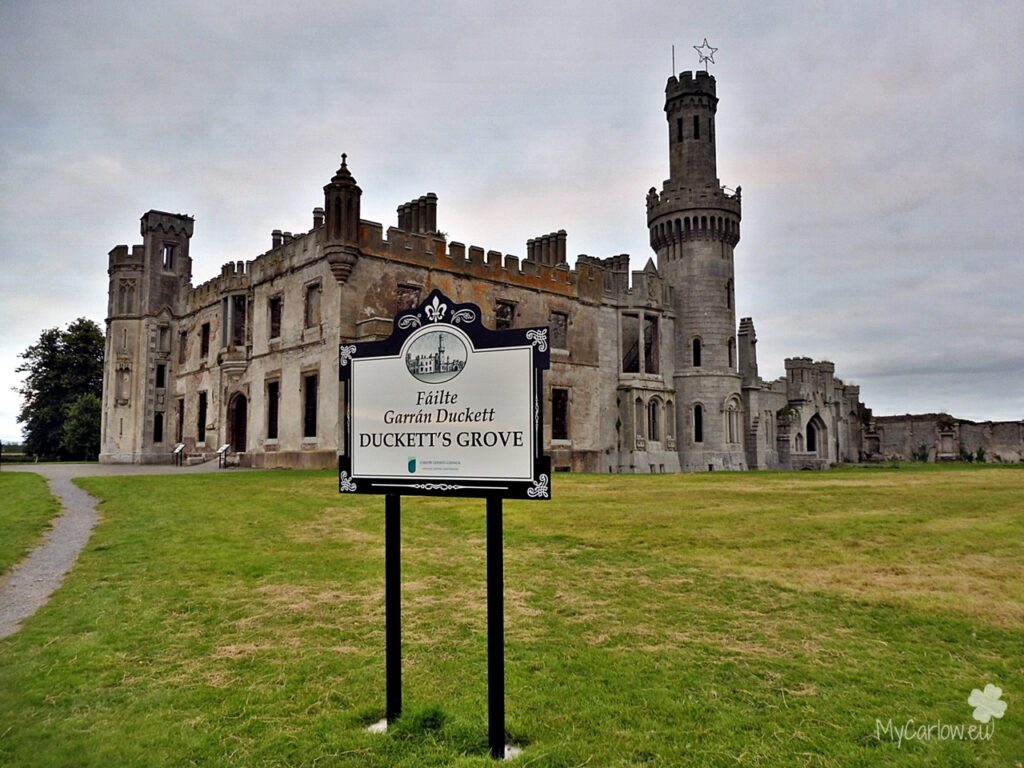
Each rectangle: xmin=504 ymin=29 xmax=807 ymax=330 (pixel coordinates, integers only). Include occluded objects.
xmin=643 ymin=316 xmax=659 ymax=374
xmin=552 ymin=388 xmax=569 ymax=440
xmin=267 ymin=381 xmax=279 ymax=440
xmin=693 ymin=115 xmax=700 ymax=139
xmin=269 ymin=296 xmax=282 ymax=339
xmin=550 ymin=311 xmax=568 ymax=350
xmin=197 ymin=392 xmax=207 ymax=443
xmin=303 ymin=374 xmax=318 ymax=438
xmin=305 ymin=283 xmax=321 ymax=328
xmin=231 ymin=295 xmax=246 ymax=346
xmin=647 ymin=400 xmax=660 ymax=442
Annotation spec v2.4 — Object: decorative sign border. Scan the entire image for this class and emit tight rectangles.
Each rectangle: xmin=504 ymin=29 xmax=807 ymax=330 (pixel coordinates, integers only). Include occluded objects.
xmin=339 ymin=289 xmax=551 ymax=499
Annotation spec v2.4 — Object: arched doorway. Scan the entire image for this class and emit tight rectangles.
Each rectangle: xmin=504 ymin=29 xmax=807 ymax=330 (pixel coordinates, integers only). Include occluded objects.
xmin=807 ymin=414 xmax=827 ymax=458
xmin=228 ymin=393 xmax=248 ymax=452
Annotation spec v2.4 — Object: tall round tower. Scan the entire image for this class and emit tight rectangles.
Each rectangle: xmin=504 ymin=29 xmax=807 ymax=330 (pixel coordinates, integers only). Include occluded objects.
xmin=646 ymin=70 xmax=746 ymax=470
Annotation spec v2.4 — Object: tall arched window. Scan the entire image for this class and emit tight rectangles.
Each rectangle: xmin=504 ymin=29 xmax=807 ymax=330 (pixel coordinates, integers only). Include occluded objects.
xmin=692 ymin=338 xmax=702 ymax=367
xmin=693 ymin=404 xmax=704 ymax=443
xmin=647 ymin=400 xmax=660 ymax=442
xmin=807 ymin=422 xmax=817 ymax=453
xmin=725 ymin=399 xmax=740 ymax=444
xmin=635 ymin=398 xmax=644 ymax=440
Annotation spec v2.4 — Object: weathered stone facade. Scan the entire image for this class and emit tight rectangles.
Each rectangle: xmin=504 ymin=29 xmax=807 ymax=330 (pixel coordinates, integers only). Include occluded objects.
xmin=101 ymin=71 xmax=879 ymax=471
xmin=862 ymin=415 xmax=1024 ymax=463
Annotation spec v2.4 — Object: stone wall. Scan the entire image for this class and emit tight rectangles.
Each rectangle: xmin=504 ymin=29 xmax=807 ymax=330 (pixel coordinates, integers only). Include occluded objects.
xmin=867 ymin=414 xmax=1024 ymax=463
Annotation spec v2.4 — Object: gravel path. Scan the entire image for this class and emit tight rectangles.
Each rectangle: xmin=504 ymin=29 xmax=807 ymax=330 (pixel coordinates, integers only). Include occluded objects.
xmin=0 ymin=461 xmax=235 ymax=639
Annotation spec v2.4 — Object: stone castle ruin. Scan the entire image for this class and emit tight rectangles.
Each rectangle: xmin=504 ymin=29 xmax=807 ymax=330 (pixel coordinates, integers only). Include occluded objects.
xmin=100 ymin=72 xmax=1023 ymax=469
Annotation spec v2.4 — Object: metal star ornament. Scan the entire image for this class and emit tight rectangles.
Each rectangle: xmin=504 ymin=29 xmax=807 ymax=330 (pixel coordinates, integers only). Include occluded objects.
xmin=694 ymin=38 xmax=718 ymax=70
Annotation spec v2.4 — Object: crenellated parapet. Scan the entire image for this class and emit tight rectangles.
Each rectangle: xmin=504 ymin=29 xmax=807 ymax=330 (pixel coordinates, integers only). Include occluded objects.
xmin=578 ymin=253 xmax=629 ymax=295
xmin=140 ymin=210 xmax=194 ymax=238
xmin=784 ymin=357 xmax=847 ymax=406
xmin=354 ymin=219 xmax=605 ymax=303
xmin=108 ymin=244 xmax=146 ymax=273
xmin=647 ymin=185 xmax=741 ymax=249
xmin=665 ymin=70 xmax=718 ymax=104
xmin=187 ymin=260 xmax=252 ymax=312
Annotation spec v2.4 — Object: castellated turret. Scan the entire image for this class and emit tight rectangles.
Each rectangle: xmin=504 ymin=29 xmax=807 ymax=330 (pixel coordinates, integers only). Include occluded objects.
xmin=100 ymin=210 xmax=194 ymax=463
xmin=648 ymin=70 xmax=745 ymax=470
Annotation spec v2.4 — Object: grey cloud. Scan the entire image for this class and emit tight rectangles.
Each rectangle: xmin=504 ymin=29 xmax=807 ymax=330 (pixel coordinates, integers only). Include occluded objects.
xmin=1 ymin=0 xmax=1022 ymax=440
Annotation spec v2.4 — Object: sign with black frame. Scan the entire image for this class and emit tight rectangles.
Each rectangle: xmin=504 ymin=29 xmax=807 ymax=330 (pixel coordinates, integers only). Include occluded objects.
xmin=339 ymin=289 xmax=551 ymax=499
xmin=338 ymin=288 xmax=551 ymax=760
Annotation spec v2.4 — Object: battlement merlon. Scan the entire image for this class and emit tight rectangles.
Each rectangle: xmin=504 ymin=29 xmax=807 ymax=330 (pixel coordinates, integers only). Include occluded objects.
xmin=354 ymin=218 xmax=606 ymax=302
xmin=186 ymin=261 xmax=252 ymax=311
xmin=784 ymin=357 xmax=816 ymax=371
xmin=665 ymin=70 xmax=718 ymax=103
xmin=140 ymin=210 xmax=194 ymax=238
xmin=108 ymin=244 xmax=146 ymax=272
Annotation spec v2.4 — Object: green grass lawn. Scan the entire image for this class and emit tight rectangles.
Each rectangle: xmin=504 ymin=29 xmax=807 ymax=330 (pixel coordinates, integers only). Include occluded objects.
xmin=0 ymin=465 xmax=1021 ymax=766
xmin=0 ymin=471 xmax=61 ymax=575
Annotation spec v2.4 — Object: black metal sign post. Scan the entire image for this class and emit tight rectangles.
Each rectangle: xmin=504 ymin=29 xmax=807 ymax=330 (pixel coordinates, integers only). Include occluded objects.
xmin=340 ymin=289 xmax=550 ymax=760
xmin=486 ymin=496 xmax=504 ymax=759
xmin=385 ymin=494 xmax=402 ymax=723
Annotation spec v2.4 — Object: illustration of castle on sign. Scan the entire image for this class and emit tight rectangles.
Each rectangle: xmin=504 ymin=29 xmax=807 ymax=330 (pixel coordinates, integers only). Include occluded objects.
xmin=99 ymin=63 xmax=1024 ymax=469
xmin=405 ymin=331 xmax=467 ymax=384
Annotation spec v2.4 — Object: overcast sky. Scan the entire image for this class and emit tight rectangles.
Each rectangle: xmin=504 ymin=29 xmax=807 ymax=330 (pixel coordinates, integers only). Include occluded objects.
xmin=1 ymin=0 xmax=1022 ymax=442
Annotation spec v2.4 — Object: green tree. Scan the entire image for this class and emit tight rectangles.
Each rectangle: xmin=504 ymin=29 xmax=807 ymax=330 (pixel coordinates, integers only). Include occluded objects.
xmin=61 ymin=393 xmax=102 ymax=460
xmin=16 ymin=318 xmax=104 ymax=460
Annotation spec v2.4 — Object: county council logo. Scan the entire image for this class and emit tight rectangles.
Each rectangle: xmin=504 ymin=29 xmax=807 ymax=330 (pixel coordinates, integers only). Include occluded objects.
xmin=875 ymin=683 xmax=1007 ymax=747
xmin=408 ymin=457 xmax=417 ymax=473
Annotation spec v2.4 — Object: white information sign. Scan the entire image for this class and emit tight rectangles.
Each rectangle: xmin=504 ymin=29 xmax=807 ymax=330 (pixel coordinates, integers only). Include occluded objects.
xmin=339 ymin=290 xmax=550 ymax=499
xmin=352 ymin=326 xmax=534 ymax=481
